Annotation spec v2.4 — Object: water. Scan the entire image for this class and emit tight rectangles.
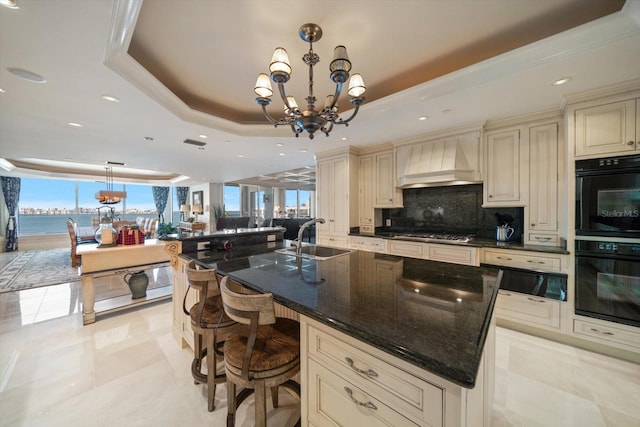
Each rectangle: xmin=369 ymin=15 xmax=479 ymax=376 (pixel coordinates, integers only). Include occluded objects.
xmin=17 ymin=213 xmax=174 ymax=235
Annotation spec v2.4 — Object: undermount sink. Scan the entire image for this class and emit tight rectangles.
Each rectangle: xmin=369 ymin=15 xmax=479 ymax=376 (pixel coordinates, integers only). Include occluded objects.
xmin=275 ymin=245 xmax=352 ymax=261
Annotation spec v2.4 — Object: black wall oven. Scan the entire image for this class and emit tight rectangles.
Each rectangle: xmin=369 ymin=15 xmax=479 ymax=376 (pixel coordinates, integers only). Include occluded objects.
xmin=576 ymin=154 xmax=640 ymax=238
xmin=575 ymin=240 xmax=640 ymax=327
xmin=575 ymin=154 xmax=640 ymax=327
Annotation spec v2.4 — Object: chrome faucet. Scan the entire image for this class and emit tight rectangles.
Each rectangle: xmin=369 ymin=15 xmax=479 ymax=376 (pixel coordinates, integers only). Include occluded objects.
xmin=295 ymin=218 xmax=325 ymax=256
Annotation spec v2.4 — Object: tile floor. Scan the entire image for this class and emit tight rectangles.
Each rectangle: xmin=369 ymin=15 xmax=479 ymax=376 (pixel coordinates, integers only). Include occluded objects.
xmin=0 ymin=282 xmax=638 ymax=427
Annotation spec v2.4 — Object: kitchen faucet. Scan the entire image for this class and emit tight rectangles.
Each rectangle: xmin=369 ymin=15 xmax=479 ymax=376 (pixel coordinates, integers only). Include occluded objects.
xmin=295 ymin=218 xmax=325 ymax=256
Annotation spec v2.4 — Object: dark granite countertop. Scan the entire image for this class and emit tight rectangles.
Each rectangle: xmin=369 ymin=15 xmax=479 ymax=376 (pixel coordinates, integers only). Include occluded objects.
xmin=190 ymin=242 xmax=500 ymax=388
xmin=350 ymin=231 xmax=570 ymax=254
xmin=177 ymin=226 xmax=285 ymax=241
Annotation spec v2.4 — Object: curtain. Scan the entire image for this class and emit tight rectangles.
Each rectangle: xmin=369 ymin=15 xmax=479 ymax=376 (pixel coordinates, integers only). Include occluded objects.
xmin=151 ymin=186 xmax=169 ymax=223
xmin=1 ymin=177 xmax=21 ymax=252
xmin=176 ymin=186 xmax=189 ymax=207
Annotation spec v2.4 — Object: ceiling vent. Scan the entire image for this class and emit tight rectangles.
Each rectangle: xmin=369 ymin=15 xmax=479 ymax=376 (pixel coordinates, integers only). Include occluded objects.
xmin=106 ymin=160 xmax=126 ymax=166
xmin=183 ymin=139 xmax=207 ymax=147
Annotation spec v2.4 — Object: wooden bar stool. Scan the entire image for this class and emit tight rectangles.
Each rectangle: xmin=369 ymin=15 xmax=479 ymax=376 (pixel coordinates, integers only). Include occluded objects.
xmin=219 ymin=276 xmax=301 ymax=427
xmin=184 ymin=261 xmax=237 ymax=411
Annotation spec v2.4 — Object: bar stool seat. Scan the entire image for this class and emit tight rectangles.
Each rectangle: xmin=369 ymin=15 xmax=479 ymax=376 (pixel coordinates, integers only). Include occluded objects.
xmin=185 ymin=261 xmax=237 ymax=412
xmin=219 ymin=275 xmax=301 ymax=427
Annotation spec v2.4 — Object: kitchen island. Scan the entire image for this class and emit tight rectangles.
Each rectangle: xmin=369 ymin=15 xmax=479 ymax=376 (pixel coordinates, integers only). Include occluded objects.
xmin=181 ymin=242 xmax=500 ymax=426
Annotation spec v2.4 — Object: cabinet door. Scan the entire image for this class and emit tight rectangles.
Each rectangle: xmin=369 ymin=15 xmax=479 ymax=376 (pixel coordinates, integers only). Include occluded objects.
xmin=316 ymin=160 xmax=333 ymax=239
xmin=484 ymin=129 xmax=522 ymax=205
xmin=528 ymin=123 xmax=558 ymax=234
xmin=359 ymin=155 xmax=374 ymax=228
xmin=331 ymin=157 xmax=350 ymax=235
xmin=575 ymin=98 xmax=637 ymax=157
xmin=374 ymin=151 xmax=402 ymax=207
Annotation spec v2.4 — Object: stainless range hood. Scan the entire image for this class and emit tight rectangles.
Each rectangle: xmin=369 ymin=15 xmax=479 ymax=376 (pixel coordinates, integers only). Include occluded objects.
xmin=396 ymin=135 xmax=481 ymax=188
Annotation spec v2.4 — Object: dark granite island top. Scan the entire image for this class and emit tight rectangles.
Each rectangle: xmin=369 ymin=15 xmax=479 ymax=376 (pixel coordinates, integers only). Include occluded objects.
xmin=196 ymin=244 xmax=501 ymax=388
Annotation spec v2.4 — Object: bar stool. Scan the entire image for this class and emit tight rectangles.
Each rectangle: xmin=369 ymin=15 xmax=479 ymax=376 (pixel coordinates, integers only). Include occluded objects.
xmin=184 ymin=261 xmax=237 ymax=411
xmin=218 ymin=275 xmax=301 ymax=427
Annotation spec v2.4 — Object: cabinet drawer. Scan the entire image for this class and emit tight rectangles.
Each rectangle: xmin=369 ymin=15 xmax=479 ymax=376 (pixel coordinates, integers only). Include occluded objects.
xmin=350 ymin=237 xmax=386 ymax=253
xmin=308 ymin=360 xmax=421 ymax=427
xmin=359 ymin=225 xmax=374 ymax=233
xmin=527 ymin=233 xmax=561 ymax=246
xmin=482 ymin=249 xmax=563 ymax=272
xmin=307 ymin=322 xmax=443 ymax=426
xmin=573 ymin=318 xmax=640 ymax=351
xmin=427 ymin=244 xmax=478 ymax=266
xmin=387 ymin=241 xmax=425 ymax=259
xmin=496 ymin=290 xmax=561 ymax=329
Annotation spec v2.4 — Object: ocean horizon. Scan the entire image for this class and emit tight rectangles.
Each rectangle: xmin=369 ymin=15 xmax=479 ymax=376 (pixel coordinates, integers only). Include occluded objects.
xmin=17 ymin=213 xmax=167 ymax=235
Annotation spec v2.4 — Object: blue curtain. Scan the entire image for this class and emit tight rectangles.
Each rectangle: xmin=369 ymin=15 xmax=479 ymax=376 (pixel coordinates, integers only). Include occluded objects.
xmin=1 ymin=177 xmax=21 ymax=252
xmin=152 ymin=186 xmax=169 ymax=223
xmin=176 ymin=186 xmax=189 ymax=207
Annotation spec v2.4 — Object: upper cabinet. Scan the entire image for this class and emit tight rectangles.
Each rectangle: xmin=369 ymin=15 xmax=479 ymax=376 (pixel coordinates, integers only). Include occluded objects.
xmin=574 ymin=98 xmax=639 ymax=158
xmin=316 ymin=149 xmax=359 ymax=248
xmin=358 ymin=154 xmax=375 ymax=233
xmin=374 ymin=150 xmax=403 ymax=208
xmin=483 ymin=128 xmax=526 ymax=206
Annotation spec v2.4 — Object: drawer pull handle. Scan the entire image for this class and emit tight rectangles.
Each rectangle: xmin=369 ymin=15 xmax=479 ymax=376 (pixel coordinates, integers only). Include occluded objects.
xmin=344 ymin=387 xmax=377 ymax=410
xmin=535 ymin=236 xmax=552 ymax=241
xmin=345 ymin=357 xmax=378 ymax=377
xmin=589 ymin=327 xmax=614 ymax=336
xmin=527 ymin=297 xmax=546 ymax=303
xmin=496 ymin=256 xmax=513 ymax=261
xmin=526 ymin=260 xmax=545 ymax=264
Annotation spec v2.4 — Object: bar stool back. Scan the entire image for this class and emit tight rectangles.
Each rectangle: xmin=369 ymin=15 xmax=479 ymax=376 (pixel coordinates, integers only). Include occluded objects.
xmin=184 ymin=261 xmax=237 ymax=411
xmin=219 ymin=275 xmax=301 ymax=427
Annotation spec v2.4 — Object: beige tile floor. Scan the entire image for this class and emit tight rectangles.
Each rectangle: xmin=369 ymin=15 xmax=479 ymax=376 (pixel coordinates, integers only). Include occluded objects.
xmin=0 ymin=282 xmax=638 ymax=427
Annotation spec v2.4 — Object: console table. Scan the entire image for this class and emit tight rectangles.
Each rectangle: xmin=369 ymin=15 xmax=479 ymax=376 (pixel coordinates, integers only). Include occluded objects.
xmin=178 ymin=221 xmax=206 ymax=232
xmin=77 ymin=239 xmax=171 ymax=324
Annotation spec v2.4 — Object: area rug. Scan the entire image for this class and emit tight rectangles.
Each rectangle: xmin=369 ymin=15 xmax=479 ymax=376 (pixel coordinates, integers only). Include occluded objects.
xmin=0 ymin=248 xmax=81 ymax=293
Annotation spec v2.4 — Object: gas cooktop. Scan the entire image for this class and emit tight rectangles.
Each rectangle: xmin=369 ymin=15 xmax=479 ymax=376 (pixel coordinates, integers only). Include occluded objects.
xmin=390 ymin=232 xmax=474 ymax=244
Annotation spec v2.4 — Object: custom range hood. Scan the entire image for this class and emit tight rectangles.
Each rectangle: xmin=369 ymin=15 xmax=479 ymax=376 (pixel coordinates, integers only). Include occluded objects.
xmin=396 ymin=133 xmax=482 ymax=188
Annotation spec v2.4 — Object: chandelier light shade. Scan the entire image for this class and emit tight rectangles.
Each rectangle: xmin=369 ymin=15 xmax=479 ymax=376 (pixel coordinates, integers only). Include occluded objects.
xmin=95 ymin=166 xmax=126 ymax=204
xmin=254 ymin=23 xmax=366 ymax=139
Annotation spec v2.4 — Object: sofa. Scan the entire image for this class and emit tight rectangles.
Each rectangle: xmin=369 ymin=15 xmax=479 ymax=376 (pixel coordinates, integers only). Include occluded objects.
xmin=112 ymin=217 xmax=158 ymax=237
xmin=216 ymin=216 xmax=250 ymax=230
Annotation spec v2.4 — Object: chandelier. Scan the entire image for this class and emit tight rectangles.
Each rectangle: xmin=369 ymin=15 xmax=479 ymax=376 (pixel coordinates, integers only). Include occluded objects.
xmin=95 ymin=166 xmax=126 ymax=204
xmin=254 ymin=23 xmax=366 ymax=139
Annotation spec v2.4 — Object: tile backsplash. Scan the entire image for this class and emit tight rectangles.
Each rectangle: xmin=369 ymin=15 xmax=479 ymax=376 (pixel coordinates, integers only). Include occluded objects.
xmin=381 ymin=184 xmax=524 ymax=242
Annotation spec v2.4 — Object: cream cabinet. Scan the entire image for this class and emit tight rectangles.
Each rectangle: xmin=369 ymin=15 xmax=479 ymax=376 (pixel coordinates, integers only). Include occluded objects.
xmin=483 ymin=129 xmax=526 ymax=206
xmin=526 ymin=121 xmax=561 ymax=246
xmin=387 ymin=240 xmax=425 ymax=259
xmin=358 ymin=155 xmax=375 ymax=233
xmin=316 ymin=149 xmax=359 ymax=247
xmin=482 ymin=248 xmax=567 ymax=273
xmin=572 ymin=316 xmax=640 ymax=353
xmin=574 ymin=98 xmax=639 ymax=158
xmin=349 ymin=236 xmax=386 ymax=253
xmin=374 ymin=150 xmax=403 ymax=208
xmin=301 ymin=315 xmax=494 ymax=427
xmin=496 ymin=289 xmax=562 ymax=330
xmin=427 ymin=244 xmax=479 ymax=266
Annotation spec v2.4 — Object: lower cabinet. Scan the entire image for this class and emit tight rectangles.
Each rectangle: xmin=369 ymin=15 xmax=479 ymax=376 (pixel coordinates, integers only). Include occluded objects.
xmin=350 ymin=236 xmax=387 ymax=252
xmin=496 ymin=290 xmax=562 ymax=330
xmin=481 ymin=248 xmax=566 ymax=273
xmin=301 ymin=315 xmax=494 ymax=427
xmin=572 ymin=317 xmax=640 ymax=353
xmin=172 ymin=255 xmax=197 ymax=350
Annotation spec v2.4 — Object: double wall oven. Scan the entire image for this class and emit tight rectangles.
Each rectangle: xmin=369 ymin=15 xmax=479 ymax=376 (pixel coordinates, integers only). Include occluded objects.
xmin=575 ymin=154 xmax=640 ymax=327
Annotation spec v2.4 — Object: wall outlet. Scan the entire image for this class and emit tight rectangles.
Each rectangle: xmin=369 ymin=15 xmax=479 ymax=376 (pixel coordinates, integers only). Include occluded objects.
xmin=386 ymin=219 xmax=392 ymax=227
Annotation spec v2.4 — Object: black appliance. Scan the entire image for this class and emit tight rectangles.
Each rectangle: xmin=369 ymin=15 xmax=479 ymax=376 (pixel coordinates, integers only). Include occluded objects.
xmin=498 ymin=267 xmax=567 ymax=301
xmin=576 ymin=154 xmax=640 ymax=238
xmin=575 ymin=240 xmax=640 ymax=327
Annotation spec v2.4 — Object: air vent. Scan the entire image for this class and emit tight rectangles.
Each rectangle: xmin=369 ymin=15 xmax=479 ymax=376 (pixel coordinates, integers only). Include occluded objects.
xmin=106 ymin=161 xmax=126 ymax=166
xmin=183 ymin=139 xmax=206 ymax=147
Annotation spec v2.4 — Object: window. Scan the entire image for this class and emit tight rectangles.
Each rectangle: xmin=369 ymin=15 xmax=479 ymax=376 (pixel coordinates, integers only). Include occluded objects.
xmin=16 ymin=177 xmax=173 ymax=235
xmin=224 ymin=184 xmax=240 ymax=217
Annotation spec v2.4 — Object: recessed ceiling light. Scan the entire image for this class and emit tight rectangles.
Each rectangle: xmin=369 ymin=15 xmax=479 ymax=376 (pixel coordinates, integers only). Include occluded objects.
xmin=553 ymin=77 xmax=570 ymax=85
xmin=279 ymin=153 xmax=286 ymax=156
xmin=0 ymin=0 xmax=19 ymax=10
xmin=67 ymin=122 xmax=83 ymax=127
xmin=299 ymin=148 xmax=308 ymax=153
xmin=341 ymin=137 xmax=348 ymax=141
xmin=237 ymin=154 xmax=244 ymax=158
xmin=276 ymin=143 xmax=284 ymax=147
xmin=0 ymin=88 xmax=5 ymax=93
xmin=7 ymin=67 xmax=46 ymax=83
xmin=419 ymin=116 xmax=428 ymax=121
xmin=199 ymin=134 xmax=208 ymax=139
xmin=101 ymin=94 xmax=119 ymax=103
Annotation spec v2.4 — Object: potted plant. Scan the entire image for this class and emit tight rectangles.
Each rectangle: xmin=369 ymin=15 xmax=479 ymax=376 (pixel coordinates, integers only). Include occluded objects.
xmin=157 ymin=222 xmax=179 ymax=239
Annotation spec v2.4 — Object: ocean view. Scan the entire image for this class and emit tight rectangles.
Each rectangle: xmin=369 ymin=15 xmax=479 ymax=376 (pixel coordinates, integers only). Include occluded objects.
xmin=18 ymin=213 xmax=168 ymax=235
